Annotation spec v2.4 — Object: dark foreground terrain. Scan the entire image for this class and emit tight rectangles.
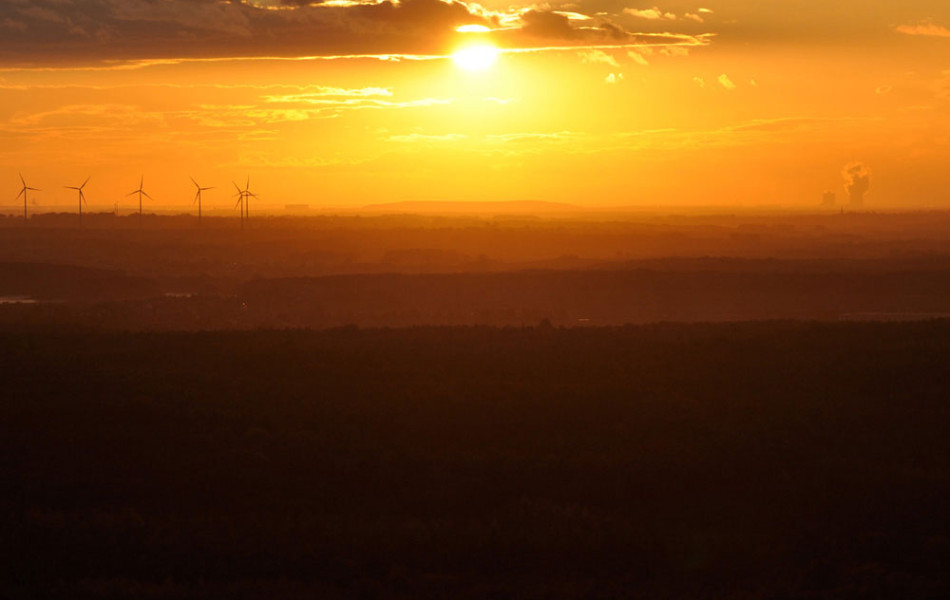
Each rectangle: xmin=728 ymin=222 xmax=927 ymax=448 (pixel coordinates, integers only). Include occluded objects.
xmin=3 ymin=322 xmax=949 ymax=599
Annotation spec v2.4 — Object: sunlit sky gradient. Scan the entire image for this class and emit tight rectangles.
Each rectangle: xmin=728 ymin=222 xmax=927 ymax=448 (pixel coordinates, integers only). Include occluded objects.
xmin=1 ymin=0 xmax=948 ymax=212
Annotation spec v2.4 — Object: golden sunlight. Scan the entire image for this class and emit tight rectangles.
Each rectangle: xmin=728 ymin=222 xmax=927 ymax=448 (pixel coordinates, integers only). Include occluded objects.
xmin=455 ymin=24 xmax=491 ymax=33
xmin=451 ymin=43 xmax=499 ymax=71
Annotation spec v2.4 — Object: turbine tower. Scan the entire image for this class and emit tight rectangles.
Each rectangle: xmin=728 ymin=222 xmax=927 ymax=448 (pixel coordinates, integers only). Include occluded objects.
xmin=65 ymin=177 xmax=90 ymax=226
xmin=232 ymin=181 xmax=245 ymax=229
xmin=232 ymin=177 xmax=256 ymax=229
xmin=243 ymin=177 xmax=257 ymax=224
xmin=190 ymin=177 xmax=213 ymax=224
xmin=16 ymin=173 xmax=40 ymax=224
xmin=127 ymin=176 xmax=152 ymax=227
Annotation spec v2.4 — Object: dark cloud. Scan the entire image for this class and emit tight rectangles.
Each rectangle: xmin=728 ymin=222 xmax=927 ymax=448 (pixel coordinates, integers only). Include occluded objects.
xmin=567 ymin=0 xmax=949 ymax=47
xmin=518 ymin=10 xmax=578 ymax=40
xmin=0 ymin=0 xmax=704 ymax=66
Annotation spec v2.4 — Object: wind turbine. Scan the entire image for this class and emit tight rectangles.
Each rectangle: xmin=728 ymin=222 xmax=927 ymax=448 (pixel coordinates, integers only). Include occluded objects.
xmin=190 ymin=177 xmax=213 ymax=224
xmin=16 ymin=173 xmax=40 ymax=224
xmin=127 ymin=176 xmax=152 ymax=227
xmin=232 ymin=181 xmax=245 ymax=229
xmin=64 ymin=177 xmax=90 ymax=226
xmin=232 ymin=177 xmax=256 ymax=228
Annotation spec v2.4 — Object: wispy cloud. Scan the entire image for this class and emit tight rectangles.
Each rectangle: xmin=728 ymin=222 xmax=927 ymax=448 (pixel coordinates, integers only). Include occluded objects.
xmin=386 ymin=130 xmax=578 ymax=145
xmin=896 ymin=21 xmax=950 ymax=37
xmin=718 ymin=74 xmax=736 ymax=90
xmin=386 ymin=133 xmax=468 ymax=143
xmin=624 ymin=7 xmax=677 ymax=21
xmin=579 ymin=50 xmax=619 ymax=67
xmin=628 ymin=50 xmax=650 ymax=66
xmin=263 ymin=87 xmax=394 ymax=103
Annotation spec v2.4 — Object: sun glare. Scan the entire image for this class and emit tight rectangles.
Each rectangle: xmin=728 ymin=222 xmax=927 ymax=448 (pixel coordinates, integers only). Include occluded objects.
xmin=456 ymin=24 xmax=491 ymax=33
xmin=452 ymin=43 xmax=499 ymax=72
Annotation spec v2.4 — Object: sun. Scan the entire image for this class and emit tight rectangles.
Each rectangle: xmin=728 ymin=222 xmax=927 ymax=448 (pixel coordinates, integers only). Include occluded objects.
xmin=452 ymin=43 xmax=499 ymax=72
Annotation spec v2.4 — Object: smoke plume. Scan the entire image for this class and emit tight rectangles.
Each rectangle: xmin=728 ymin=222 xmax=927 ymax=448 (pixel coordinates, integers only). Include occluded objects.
xmin=842 ymin=162 xmax=871 ymax=207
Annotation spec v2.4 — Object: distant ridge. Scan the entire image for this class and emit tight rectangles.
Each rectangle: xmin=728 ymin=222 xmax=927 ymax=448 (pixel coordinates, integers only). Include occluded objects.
xmin=359 ymin=200 xmax=580 ymax=215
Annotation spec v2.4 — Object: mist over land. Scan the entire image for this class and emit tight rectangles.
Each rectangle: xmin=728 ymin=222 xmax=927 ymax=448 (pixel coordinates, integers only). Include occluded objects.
xmin=1 ymin=209 xmax=950 ymax=598
xmin=5 ymin=209 xmax=950 ymax=329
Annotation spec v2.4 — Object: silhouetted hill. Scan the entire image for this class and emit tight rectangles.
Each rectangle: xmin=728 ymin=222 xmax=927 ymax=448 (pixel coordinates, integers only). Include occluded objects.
xmin=0 ymin=262 xmax=159 ymax=301
xmin=233 ymin=268 xmax=950 ymax=327
xmin=360 ymin=200 xmax=579 ymax=215
xmin=6 ymin=263 xmax=950 ymax=330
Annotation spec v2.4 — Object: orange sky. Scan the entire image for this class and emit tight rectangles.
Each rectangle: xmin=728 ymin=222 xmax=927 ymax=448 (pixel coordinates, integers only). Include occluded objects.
xmin=1 ymin=0 xmax=948 ymax=213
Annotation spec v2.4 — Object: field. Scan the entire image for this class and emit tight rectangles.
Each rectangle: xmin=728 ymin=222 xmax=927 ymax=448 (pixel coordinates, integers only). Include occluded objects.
xmin=6 ymin=211 xmax=950 ymax=329
xmin=3 ymin=322 xmax=949 ymax=599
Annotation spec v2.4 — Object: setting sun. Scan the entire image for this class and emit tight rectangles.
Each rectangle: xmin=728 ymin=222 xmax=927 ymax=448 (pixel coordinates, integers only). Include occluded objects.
xmin=4 ymin=2 xmax=950 ymax=598
xmin=451 ymin=43 xmax=499 ymax=72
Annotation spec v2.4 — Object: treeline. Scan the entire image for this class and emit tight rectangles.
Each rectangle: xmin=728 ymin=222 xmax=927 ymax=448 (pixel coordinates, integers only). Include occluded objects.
xmin=7 ymin=266 xmax=950 ymax=330
xmin=7 ymin=212 xmax=950 ymax=282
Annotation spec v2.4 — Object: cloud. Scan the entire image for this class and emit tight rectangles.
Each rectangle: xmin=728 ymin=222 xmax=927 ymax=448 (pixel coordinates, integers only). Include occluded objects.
xmin=2 ymin=85 xmax=456 ymax=147
xmin=263 ymin=87 xmax=395 ymax=103
xmin=552 ymin=11 xmax=593 ymax=22
xmin=685 ymin=2 xmax=948 ymax=48
xmin=386 ymin=133 xmax=468 ymax=143
xmin=0 ymin=0 xmax=711 ymax=66
xmin=605 ymin=72 xmax=623 ymax=84
xmin=628 ymin=50 xmax=650 ymax=66
xmin=517 ymin=9 xmax=579 ymax=39
xmin=624 ymin=7 xmax=677 ymax=21
xmin=718 ymin=74 xmax=736 ymax=90
xmin=385 ymin=130 xmax=577 ymax=147
xmin=579 ymin=50 xmax=619 ymax=67
xmin=660 ymin=45 xmax=689 ymax=57
xmin=621 ymin=6 xmax=711 ymax=24
xmin=485 ymin=132 xmax=578 ymax=143
xmin=727 ymin=117 xmax=843 ymax=133
xmin=896 ymin=21 xmax=950 ymax=37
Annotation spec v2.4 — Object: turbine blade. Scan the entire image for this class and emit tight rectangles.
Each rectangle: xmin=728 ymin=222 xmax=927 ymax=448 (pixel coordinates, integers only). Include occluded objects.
xmin=142 ymin=190 xmax=153 ymax=200
xmin=140 ymin=175 xmax=144 ymax=188
xmin=193 ymin=191 xmax=200 ymax=205
xmin=81 ymin=176 xmax=90 ymax=188
xmin=190 ymin=176 xmax=199 ymax=188
xmin=127 ymin=191 xmax=138 ymax=196
xmin=16 ymin=189 xmax=25 ymax=200
xmin=232 ymin=181 xmax=242 ymax=193
xmin=19 ymin=172 xmax=25 ymax=186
